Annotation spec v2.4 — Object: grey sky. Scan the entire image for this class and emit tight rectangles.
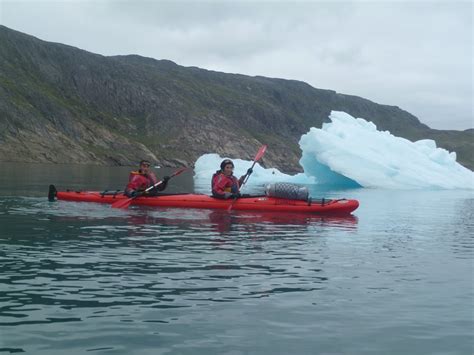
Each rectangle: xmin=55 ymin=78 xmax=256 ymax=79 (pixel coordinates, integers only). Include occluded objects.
xmin=1 ymin=0 xmax=472 ymax=130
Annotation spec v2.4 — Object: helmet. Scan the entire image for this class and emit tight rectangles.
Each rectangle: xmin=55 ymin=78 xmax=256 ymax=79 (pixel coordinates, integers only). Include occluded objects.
xmin=220 ymin=159 xmax=234 ymax=171
xmin=139 ymin=159 xmax=151 ymax=166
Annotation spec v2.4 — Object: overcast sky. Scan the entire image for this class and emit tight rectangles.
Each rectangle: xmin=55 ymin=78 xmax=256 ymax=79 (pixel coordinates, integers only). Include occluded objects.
xmin=1 ymin=0 xmax=472 ymax=130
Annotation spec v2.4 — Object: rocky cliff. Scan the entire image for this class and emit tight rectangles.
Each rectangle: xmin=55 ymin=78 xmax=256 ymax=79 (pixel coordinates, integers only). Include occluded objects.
xmin=0 ymin=25 xmax=472 ymax=172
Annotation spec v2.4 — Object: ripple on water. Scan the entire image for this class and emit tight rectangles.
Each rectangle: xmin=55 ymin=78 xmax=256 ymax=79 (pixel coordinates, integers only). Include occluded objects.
xmin=1 ymin=192 xmax=473 ymax=354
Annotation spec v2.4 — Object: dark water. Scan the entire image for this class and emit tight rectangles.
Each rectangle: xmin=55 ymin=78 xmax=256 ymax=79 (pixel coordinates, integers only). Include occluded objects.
xmin=0 ymin=163 xmax=473 ymax=354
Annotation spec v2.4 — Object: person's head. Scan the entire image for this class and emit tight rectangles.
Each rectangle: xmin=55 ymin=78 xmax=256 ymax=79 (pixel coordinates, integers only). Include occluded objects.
xmin=220 ymin=159 xmax=234 ymax=176
xmin=139 ymin=159 xmax=151 ymax=173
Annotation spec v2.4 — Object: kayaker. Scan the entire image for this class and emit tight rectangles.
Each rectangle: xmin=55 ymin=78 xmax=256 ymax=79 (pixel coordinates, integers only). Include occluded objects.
xmin=211 ymin=159 xmax=252 ymax=199
xmin=124 ymin=160 xmax=170 ymax=197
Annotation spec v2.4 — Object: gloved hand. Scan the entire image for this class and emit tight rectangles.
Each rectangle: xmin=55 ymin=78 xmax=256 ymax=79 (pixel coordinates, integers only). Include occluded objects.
xmin=163 ymin=176 xmax=170 ymax=183
xmin=246 ymin=168 xmax=253 ymax=176
xmin=224 ymin=192 xmax=232 ymax=199
xmin=131 ymin=190 xmax=143 ymax=198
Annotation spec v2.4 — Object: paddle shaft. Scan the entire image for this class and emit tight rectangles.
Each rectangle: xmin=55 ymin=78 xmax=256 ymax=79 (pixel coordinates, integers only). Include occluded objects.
xmin=147 ymin=167 xmax=188 ymax=191
xmin=241 ymin=145 xmax=266 ymax=188
xmin=242 ymin=160 xmax=258 ymax=187
xmin=227 ymin=145 xmax=267 ymax=212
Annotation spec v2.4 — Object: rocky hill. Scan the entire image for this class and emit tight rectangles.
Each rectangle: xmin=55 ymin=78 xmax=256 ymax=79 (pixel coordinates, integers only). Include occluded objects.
xmin=0 ymin=25 xmax=472 ymax=172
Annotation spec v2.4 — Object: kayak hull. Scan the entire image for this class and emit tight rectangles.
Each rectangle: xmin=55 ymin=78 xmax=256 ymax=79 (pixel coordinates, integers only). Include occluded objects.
xmin=55 ymin=190 xmax=359 ymax=215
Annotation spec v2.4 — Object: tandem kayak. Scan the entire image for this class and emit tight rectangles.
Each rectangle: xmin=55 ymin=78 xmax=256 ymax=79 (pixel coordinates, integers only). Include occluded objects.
xmin=49 ymin=186 xmax=359 ymax=215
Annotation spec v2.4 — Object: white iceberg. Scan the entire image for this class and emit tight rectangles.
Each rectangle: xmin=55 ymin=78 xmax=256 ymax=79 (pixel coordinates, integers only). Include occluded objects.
xmin=299 ymin=111 xmax=473 ymax=189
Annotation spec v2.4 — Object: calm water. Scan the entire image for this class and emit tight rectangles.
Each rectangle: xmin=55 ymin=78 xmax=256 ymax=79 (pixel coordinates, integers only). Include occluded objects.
xmin=0 ymin=163 xmax=473 ymax=355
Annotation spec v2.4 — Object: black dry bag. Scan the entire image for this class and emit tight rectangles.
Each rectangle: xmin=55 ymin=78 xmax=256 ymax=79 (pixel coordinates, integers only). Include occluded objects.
xmin=265 ymin=183 xmax=309 ymax=201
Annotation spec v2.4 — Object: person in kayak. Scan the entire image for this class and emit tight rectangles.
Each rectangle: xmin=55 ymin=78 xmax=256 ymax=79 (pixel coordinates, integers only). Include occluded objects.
xmin=211 ymin=159 xmax=252 ymax=199
xmin=124 ymin=160 xmax=170 ymax=198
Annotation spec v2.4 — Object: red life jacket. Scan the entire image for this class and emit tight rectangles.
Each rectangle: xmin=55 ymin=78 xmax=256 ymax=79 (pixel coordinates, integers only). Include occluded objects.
xmin=125 ymin=170 xmax=158 ymax=195
xmin=211 ymin=171 xmax=240 ymax=197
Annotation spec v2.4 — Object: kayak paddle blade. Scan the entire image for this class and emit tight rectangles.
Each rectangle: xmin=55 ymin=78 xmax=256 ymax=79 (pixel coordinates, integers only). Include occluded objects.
xmin=227 ymin=199 xmax=235 ymax=212
xmin=171 ymin=166 xmax=189 ymax=178
xmin=111 ymin=197 xmax=133 ymax=209
xmin=254 ymin=145 xmax=267 ymax=162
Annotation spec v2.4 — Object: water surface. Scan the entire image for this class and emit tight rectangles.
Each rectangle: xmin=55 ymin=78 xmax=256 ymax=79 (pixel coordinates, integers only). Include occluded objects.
xmin=0 ymin=163 xmax=472 ymax=354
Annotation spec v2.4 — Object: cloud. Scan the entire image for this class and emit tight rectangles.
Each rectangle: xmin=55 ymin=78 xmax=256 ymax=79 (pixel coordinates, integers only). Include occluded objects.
xmin=1 ymin=0 xmax=472 ymax=129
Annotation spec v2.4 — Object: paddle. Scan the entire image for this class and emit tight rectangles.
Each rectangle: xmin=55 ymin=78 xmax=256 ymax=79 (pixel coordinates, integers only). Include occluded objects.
xmin=111 ymin=167 xmax=188 ymax=209
xmin=227 ymin=145 xmax=267 ymax=212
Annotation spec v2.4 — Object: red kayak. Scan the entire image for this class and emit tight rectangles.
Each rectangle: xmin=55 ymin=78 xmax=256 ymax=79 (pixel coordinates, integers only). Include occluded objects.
xmin=51 ymin=188 xmax=359 ymax=215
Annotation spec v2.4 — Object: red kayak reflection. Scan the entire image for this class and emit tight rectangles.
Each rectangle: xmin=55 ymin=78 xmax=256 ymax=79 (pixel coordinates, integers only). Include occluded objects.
xmin=207 ymin=210 xmax=358 ymax=234
xmin=125 ymin=207 xmax=358 ymax=234
xmin=49 ymin=202 xmax=358 ymax=236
